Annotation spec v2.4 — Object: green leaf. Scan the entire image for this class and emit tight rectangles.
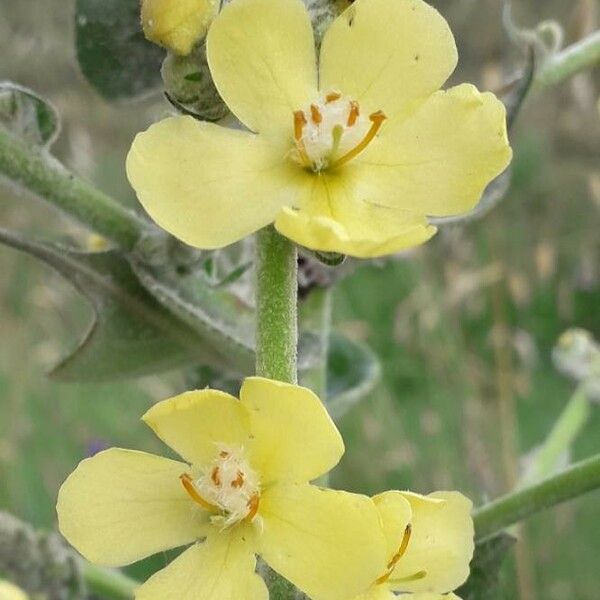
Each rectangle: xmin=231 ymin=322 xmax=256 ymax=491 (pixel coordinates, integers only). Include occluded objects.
xmin=456 ymin=533 xmax=516 ymax=600
xmin=327 ymin=333 xmax=381 ymax=420
xmin=130 ymin=260 xmax=257 ymax=375
xmin=75 ymin=0 xmax=164 ymax=101
xmin=0 ymin=82 xmax=60 ymax=146
xmin=0 ymin=228 xmax=240 ymax=381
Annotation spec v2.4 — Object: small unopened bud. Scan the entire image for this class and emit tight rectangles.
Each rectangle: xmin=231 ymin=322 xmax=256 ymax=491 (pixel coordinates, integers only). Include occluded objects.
xmin=161 ymin=44 xmax=229 ymax=121
xmin=553 ymin=328 xmax=600 ymax=401
xmin=141 ymin=0 xmax=219 ymax=56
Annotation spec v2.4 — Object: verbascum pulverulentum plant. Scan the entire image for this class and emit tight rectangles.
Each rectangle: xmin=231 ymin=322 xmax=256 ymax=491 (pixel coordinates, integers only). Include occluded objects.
xmin=141 ymin=0 xmax=219 ymax=56
xmin=56 ymin=377 xmax=475 ymax=600
xmin=126 ymin=0 xmax=512 ymax=258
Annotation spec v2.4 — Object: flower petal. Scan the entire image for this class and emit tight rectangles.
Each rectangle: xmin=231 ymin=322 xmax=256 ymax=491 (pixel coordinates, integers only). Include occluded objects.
xmin=142 ymin=389 xmax=250 ymax=465
xmin=389 ymin=491 xmax=474 ymax=594
xmin=355 ymin=586 xmax=396 ymax=600
xmin=355 ymin=84 xmax=512 ymax=217
xmin=207 ymin=0 xmax=317 ymax=136
xmin=57 ymin=449 xmax=207 ymax=566
xmin=137 ymin=528 xmax=267 ymax=600
xmin=126 ymin=116 xmax=305 ymax=249
xmin=320 ymin=0 xmax=457 ymax=122
xmin=274 ymin=175 xmax=436 ymax=258
xmin=259 ymin=483 xmax=387 ymax=600
xmin=372 ymin=491 xmax=412 ymax=560
xmin=0 ymin=580 xmax=29 ymax=600
xmin=240 ymin=377 xmax=343 ymax=484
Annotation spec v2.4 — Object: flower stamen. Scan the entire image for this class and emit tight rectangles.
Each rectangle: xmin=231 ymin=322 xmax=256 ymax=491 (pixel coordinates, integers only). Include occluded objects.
xmin=246 ymin=494 xmax=260 ymax=522
xmin=347 ymin=101 xmax=360 ymax=127
xmin=293 ymin=110 xmax=311 ymax=166
xmin=325 ymin=91 xmax=342 ymax=103
xmin=310 ymin=104 xmax=323 ymax=124
xmin=330 ymin=110 xmax=387 ymax=169
xmin=180 ymin=473 xmax=218 ymax=512
xmin=375 ymin=524 xmax=412 ymax=584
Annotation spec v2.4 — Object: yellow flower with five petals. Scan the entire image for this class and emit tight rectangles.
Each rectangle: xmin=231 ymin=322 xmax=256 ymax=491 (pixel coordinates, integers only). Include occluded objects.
xmin=57 ymin=377 xmax=388 ymax=600
xmin=352 ymin=490 xmax=474 ymax=600
xmin=127 ymin=0 xmax=512 ymax=258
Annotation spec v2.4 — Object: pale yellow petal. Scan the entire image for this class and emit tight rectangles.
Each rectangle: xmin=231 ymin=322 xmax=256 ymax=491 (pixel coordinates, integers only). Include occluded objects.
xmin=0 ymin=580 xmax=29 ymax=600
xmin=372 ymin=491 xmax=412 ymax=559
xmin=274 ymin=174 xmax=436 ymax=258
xmin=142 ymin=389 xmax=251 ymax=466
xmin=354 ymin=586 xmax=395 ymax=600
xmin=355 ymin=84 xmax=512 ymax=216
xmin=389 ymin=491 xmax=474 ymax=594
xmin=126 ymin=116 xmax=305 ymax=249
xmin=240 ymin=377 xmax=343 ymax=484
xmin=141 ymin=0 xmax=218 ymax=55
xmin=207 ymin=0 xmax=317 ymax=136
xmin=137 ymin=528 xmax=267 ymax=600
xmin=57 ymin=449 xmax=207 ymax=566
xmin=259 ymin=483 xmax=386 ymax=600
xmin=320 ymin=0 xmax=457 ymax=122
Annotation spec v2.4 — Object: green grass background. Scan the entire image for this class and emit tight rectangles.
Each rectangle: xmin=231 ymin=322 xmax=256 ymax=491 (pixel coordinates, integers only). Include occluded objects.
xmin=1 ymin=0 xmax=599 ymax=598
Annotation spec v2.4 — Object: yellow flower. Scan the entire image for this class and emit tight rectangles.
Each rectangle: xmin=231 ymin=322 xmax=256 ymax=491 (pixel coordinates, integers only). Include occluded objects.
xmin=57 ymin=377 xmax=387 ymax=600
xmin=127 ymin=0 xmax=512 ymax=258
xmin=352 ymin=490 xmax=474 ymax=600
xmin=141 ymin=0 xmax=219 ymax=55
xmin=0 ymin=580 xmax=28 ymax=600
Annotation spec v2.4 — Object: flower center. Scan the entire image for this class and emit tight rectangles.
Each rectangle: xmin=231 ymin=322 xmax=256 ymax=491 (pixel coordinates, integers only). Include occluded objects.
xmin=291 ymin=91 xmax=387 ymax=172
xmin=180 ymin=446 xmax=260 ymax=526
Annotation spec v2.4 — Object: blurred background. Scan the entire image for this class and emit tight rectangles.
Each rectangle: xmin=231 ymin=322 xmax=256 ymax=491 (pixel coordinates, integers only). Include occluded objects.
xmin=1 ymin=0 xmax=599 ymax=598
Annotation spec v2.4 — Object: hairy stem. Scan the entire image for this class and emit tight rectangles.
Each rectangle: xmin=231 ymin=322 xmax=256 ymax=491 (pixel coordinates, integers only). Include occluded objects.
xmin=474 ymin=453 xmax=600 ymax=541
xmin=536 ymin=30 xmax=600 ymax=89
xmin=255 ymin=226 xmax=298 ymax=383
xmin=254 ymin=226 xmax=299 ymax=599
xmin=0 ymin=128 xmax=149 ymax=250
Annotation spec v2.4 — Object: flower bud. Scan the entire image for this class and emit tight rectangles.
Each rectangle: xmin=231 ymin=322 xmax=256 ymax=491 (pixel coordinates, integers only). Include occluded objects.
xmin=141 ymin=0 xmax=219 ymax=56
xmin=553 ymin=328 xmax=600 ymax=401
xmin=161 ymin=44 xmax=229 ymax=121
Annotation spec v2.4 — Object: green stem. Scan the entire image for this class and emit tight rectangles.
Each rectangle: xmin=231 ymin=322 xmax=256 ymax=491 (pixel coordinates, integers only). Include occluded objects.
xmin=535 ymin=30 xmax=600 ymax=89
xmin=519 ymin=386 xmax=590 ymax=487
xmin=83 ymin=563 xmax=138 ymax=599
xmin=474 ymin=453 xmax=600 ymax=541
xmin=254 ymin=227 xmax=299 ymax=599
xmin=255 ymin=226 xmax=298 ymax=383
xmin=0 ymin=128 xmax=149 ymax=250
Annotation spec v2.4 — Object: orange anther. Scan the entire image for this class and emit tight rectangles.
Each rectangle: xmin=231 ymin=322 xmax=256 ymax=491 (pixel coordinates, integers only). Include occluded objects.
xmin=347 ymin=100 xmax=360 ymax=126
xmin=246 ymin=494 xmax=260 ymax=521
xmin=231 ymin=470 xmax=245 ymax=488
xmin=310 ymin=104 xmax=322 ymax=125
xmin=219 ymin=450 xmax=229 ymax=458
xmin=325 ymin=91 xmax=342 ymax=103
xmin=211 ymin=466 xmax=221 ymax=486
xmin=294 ymin=110 xmax=307 ymax=141
xmin=180 ymin=473 xmax=217 ymax=512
